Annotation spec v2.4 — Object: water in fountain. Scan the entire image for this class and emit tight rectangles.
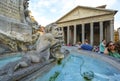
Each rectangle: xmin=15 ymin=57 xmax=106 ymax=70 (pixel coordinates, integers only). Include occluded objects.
xmin=35 ymin=52 xmax=120 ymax=81
xmin=0 ymin=54 xmax=22 ymax=68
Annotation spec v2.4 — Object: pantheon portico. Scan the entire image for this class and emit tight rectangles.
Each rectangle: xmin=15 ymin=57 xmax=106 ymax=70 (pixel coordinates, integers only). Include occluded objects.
xmin=56 ymin=5 xmax=117 ymax=45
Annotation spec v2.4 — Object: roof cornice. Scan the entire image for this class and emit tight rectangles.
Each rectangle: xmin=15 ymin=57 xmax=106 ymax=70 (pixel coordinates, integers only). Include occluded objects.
xmin=56 ymin=5 xmax=118 ymax=23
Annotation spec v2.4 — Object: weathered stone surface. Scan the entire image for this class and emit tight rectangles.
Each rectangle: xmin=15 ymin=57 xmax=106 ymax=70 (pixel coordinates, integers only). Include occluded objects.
xmin=0 ymin=59 xmax=54 ymax=81
xmin=0 ymin=24 xmax=64 ymax=80
xmin=0 ymin=0 xmax=39 ymax=53
xmin=0 ymin=1 xmax=64 ymax=80
xmin=0 ymin=0 xmax=21 ymax=21
xmin=0 ymin=0 xmax=32 ymax=33
xmin=0 ymin=43 xmax=11 ymax=54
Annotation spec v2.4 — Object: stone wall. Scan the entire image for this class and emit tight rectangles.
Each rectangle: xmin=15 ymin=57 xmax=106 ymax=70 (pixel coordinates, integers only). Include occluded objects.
xmin=118 ymin=28 xmax=120 ymax=40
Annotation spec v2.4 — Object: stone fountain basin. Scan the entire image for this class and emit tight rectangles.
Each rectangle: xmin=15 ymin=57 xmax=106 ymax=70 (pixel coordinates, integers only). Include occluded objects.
xmin=33 ymin=46 xmax=120 ymax=81
xmin=0 ymin=52 xmax=22 ymax=68
xmin=62 ymin=46 xmax=120 ymax=71
xmin=1 ymin=47 xmax=120 ymax=81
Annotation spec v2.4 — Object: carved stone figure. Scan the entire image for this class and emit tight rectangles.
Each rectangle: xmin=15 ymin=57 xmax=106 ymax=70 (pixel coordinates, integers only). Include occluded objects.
xmin=23 ymin=0 xmax=29 ymax=9
xmin=0 ymin=1 xmax=64 ymax=80
xmin=0 ymin=24 xmax=64 ymax=80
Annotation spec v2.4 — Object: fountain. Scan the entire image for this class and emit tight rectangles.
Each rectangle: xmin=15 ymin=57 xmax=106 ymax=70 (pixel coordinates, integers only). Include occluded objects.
xmin=0 ymin=54 xmax=22 ymax=68
xmin=34 ymin=47 xmax=120 ymax=81
xmin=0 ymin=0 xmax=120 ymax=81
xmin=0 ymin=0 xmax=64 ymax=81
xmin=0 ymin=14 xmax=63 ymax=81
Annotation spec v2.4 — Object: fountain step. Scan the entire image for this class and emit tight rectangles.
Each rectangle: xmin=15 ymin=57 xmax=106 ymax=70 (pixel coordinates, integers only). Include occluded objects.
xmin=20 ymin=61 xmax=56 ymax=81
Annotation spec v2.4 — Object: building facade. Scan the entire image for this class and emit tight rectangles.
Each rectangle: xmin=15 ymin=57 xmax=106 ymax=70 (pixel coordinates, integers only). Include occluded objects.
xmin=114 ymin=30 xmax=119 ymax=42
xmin=118 ymin=28 xmax=120 ymax=40
xmin=56 ymin=5 xmax=117 ymax=46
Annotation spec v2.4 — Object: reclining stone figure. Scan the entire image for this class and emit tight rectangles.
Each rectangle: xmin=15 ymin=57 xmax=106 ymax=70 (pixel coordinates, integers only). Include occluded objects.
xmin=0 ymin=23 xmax=65 ymax=81
xmin=0 ymin=32 xmax=60 ymax=78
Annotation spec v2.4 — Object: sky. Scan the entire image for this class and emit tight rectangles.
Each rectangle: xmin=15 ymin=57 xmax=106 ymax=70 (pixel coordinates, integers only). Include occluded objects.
xmin=29 ymin=0 xmax=120 ymax=30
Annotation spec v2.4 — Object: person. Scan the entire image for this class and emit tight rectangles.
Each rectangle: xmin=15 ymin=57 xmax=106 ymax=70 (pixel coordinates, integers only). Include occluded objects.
xmin=104 ymin=41 xmax=120 ymax=58
xmin=93 ymin=45 xmax=99 ymax=52
xmin=81 ymin=39 xmax=93 ymax=51
xmin=115 ymin=40 xmax=120 ymax=54
xmin=84 ymin=39 xmax=89 ymax=44
xmin=99 ymin=39 xmax=106 ymax=54
xmin=75 ymin=41 xmax=82 ymax=49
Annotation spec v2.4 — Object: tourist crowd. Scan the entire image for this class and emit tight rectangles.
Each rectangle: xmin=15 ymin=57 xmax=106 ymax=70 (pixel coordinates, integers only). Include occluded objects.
xmin=73 ymin=39 xmax=120 ymax=59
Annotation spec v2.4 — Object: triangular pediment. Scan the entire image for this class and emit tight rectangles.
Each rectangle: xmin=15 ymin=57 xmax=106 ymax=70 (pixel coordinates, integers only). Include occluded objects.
xmin=56 ymin=6 xmax=117 ymax=23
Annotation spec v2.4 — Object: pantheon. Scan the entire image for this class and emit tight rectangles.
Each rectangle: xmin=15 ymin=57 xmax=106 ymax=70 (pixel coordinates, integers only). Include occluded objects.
xmin=56 ymin=5 xmax=117 ymax=45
